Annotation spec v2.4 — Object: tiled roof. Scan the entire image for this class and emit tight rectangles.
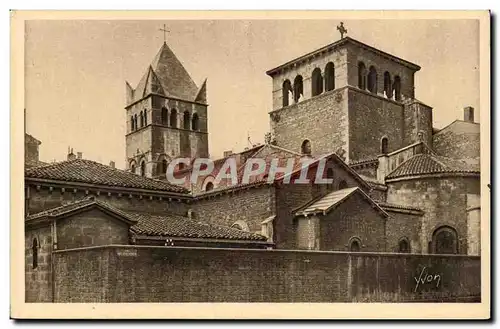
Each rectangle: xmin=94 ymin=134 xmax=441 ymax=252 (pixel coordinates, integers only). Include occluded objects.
xmin=129 ymin=42 xmax=201 ymax=104
xmin=26 ymin=197 xmax=136 ymax=224
xmin=25 ymin=158 xmax=189 ymax=194
xmin=128 ymin=211 xmax=268 ymax=241
xmin=295 ymin=187 xmax=388 ymax=218
xmin=386 ymin=154 xmax=480 ymax=180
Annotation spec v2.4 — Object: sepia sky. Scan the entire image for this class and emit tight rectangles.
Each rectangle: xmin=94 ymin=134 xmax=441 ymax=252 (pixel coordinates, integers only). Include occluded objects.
xmin=24 ymin=19 xmax=479 ymax=168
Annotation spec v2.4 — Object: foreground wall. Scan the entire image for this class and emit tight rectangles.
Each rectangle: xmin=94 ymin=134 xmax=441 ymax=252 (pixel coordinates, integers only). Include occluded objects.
xmin=53 ymin=245 xmax=481 ymax=303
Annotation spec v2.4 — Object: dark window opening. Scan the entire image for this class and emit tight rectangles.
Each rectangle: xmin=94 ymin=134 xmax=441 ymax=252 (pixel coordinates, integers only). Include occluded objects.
xmin=398 ymin=239 xmax=410 ymax=253
xmin=144 ymin=109 xmax=148 ymax=126
xmin=282 ymin=79 xmax=292 ymax=107
xmin=183 ymin=111 xmax=191 ymax=130
xmin=161 ymin=159 xmax=168 ymax=174
xmin=131 ymin=164 xmax=136 ymax=174
xmin=161 ymin=107 xmax=168 ymax=125
xmin=205 ymin=182 xmax=214 ymax=192
xmin=311 ymin=68 xmax=323 ymax=97
xmin=433 ymin=226 xmax=458 ymax=254
xmin=301 ymin=140 xmax=312 ymax=155
xmin=32 ymin=238 xmax=38 ymax=269
xmin=139 ymin=111 xmax=144 ymax=127
xmin=383 ymin=71 xmax=392 ymax=99
xmin=324 ymin=62 xmax=335 ymax=91
xmin=170 ymin=109 xmax=178 ymax=128
xmin=140 ymin=161 xmax=146 ymax=177
xmin=130 ymin=116 xmax=135 ymax=131
xmin=367 ymin=66 xmax=378 ymax=94
xmin=293 ymin=75 xmax=303 ymax=103
xmin=358 ymin=62 xmax=367 ymax=89
xmin=192 ymin=113 xmax=199 ymax=131
xmin=393 ymin=76 xmax=402 ymax=101
xmin=381 ymin=137 xmax=389 ymax=154
xmin=350 ymin=239 xmax=361 ymax=252
xmin=134 ymin=114 xmax=138 ymax=130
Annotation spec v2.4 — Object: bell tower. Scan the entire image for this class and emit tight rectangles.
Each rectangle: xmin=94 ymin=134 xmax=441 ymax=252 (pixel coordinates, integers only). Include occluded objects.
xmin=125 ymin=41 xmax=209 ymax=179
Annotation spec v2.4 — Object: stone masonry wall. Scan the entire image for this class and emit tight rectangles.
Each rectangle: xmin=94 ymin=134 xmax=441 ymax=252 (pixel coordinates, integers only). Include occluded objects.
xmin=270 ymin=88 xmax=349 ymax=158
xmin=53 ymin=246 xmax=481 ymax=303
xmin=191 ymin=185 xmax=276 ymax=235
xmin=319 ymin=193 xmax=387 ymax=252
xmin=384 ymin=210 xmax=423 ymax=253
xmin=25 ymin=225 xmax=52 ymax=302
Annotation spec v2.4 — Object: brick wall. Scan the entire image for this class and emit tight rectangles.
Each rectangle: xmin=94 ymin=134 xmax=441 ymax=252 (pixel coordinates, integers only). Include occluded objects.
xmin=384 ymin=210 xmax=423 ymax=253
xmin=25 ymin=185 xmax=189 ymax=217
xmin=386 ymin=176 xmax=480 ymax=254
xmin=318 ymin=193 xmax=387 ymax=251
xmin=270 ymin=88 xmax=349 ymax=157
xmin=25 ymin=226 xmax=52 ymax=302
xmin=53 ymin=245 xmax=481 ymax=303
xmin=192 ymin=185 xmax=276 ymax=235
xmin=56 ymin=209 xmax=130 ymax=249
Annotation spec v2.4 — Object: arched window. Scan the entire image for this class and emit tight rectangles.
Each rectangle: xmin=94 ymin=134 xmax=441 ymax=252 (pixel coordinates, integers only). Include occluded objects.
xmin=282 ymin=79 xmax=292 ymax=107
xmin=324 ymin=62 xmax=335 ymax=91
xmin=293 ymin=75 xmax=303 ymax=103
xmin=32 ymin=238 xmax=38 ymax=269
xmin=383 ymin=71 xmax=392 ymax=99
xmin=301 ymin=139 xmax=311 ymax=155
xmin=432 ymin=226 xmax=458 ymax=254
xmin=170 ymin=108 xmax=178 ymax=128
xmin=140 ymin=160 xmax=146 ymax=177
xmin=131 ymin=164 xmax=136 ymax=174
xmin=367 ymin=66 xmax=378 ymax=94
xmin=161 ymin=107 xmax=168 ymax=125
xmin=205 ymin=182 xmax=214 ymax=192
xmin=139 ymin=111 xmax=144 ymax=128
xmin=183 ymin=111 xmax=191 ymax=130
xmin=192 ymin=113 xmax=199 ymax=131
xmin=130 ymin=116 xmax=135 ymax=131
xmin=134 ymin=114 xmax=138 ymax=129
xmin=349 ymin=238 xmax=361 ymax=252
xmin=358 ymin=62 xmax=367 ymax=89
xmin=311 ymin=68 xmax=323 ymax=97
xmin=393 ymin=76 xmax=402 ymax=101
xmin=161 ymin=159 xmax=168 ymax=174
xmin=398 ymin=238 xmax=410 ymax=253
xmin=381 ymin=137 xmax=389 ymax=154
xmin=338 ymin=180 xmax=348 ymax=190
xmin=144 ymin=109 xmax=148 ymax=126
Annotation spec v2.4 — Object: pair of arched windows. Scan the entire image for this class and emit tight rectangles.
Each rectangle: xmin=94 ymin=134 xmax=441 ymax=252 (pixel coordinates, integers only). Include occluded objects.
xmin=282 ymin=75 xmax=304 ymax=106
xmin=358 ymin=62 xmax=401 ymax=101
xmin=282 ymin=62 xmax=336 ymax=107
xmin=130 ymin=109 xmax=148 ymax=132
xmin=182 ymin=111 xmax=200 ymax=131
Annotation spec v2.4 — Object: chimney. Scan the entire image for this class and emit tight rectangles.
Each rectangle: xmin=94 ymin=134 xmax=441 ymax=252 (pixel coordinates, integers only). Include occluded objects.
xmin=109 ymin=161 xmax=115 ymax=169
xmin=223 ymin=150 xmax=233 ymax=158
xmin=464 ymin=106 xmax=474 ymax=122
xmin=77 ymin=152 xmax=82 ymax=159
xmin=67 ymin=147 xmax=76 ymax=161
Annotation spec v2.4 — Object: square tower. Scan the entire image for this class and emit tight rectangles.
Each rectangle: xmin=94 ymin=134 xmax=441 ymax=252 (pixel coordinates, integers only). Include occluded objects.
xmin=266 ymin=36 xmax=430 ymax=163
xmin=125 ymin=42 xmax=209 ymax=178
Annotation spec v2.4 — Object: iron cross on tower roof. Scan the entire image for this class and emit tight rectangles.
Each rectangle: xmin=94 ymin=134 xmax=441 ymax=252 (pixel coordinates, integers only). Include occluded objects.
xmin=337 ymin=22 xmax=347 ymax=39
xmin=159 ymin=24 xmax=170 ymax=43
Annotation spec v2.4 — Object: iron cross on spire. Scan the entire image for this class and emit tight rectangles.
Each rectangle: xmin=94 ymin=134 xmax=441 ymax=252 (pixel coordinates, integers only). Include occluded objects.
xmin=159 ymin=24 xmax=170 ymax=43
xmin=337 ymin=22 xmax=347 ymax=39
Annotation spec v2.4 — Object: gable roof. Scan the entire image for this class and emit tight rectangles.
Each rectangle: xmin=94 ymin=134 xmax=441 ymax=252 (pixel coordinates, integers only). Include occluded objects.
xmin=129 ymin=211 xmax=268 ymax=242
xmin=295 ymin=187 xmax=388 ymax=218
xmin=386 ymin=154 xmax=480 ymax=180
xmin=25 ymin=158 xmax=189 ymax=194
xmin=128 ymin=42 xmax=200 ymax=105
xmin=26 ymin=196 xmax=137 ymax=225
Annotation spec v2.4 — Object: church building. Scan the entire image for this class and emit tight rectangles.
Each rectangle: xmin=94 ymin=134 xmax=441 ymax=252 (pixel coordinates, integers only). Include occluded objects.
xmin=24 ymin=30 xmax=481 ymax=302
